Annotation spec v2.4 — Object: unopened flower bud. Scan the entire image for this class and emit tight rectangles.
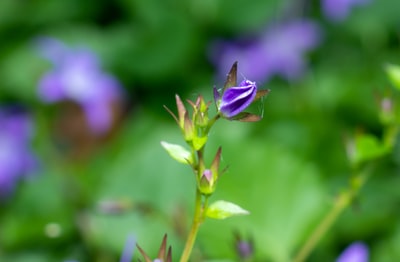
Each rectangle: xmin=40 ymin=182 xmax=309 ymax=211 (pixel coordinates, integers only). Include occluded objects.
xmin=234 ymin=232 xmax=254 ymax=260
xmin=199 ymin=169 xmax=215 ymax=195
xmin=197 ymin=147 xmax=223 ymax=195
xmin=379 ymin=97 xmax=395 ymax=125
xmin=215 ymin=80 xmax=257 ymax=118
xmin=214 ymin=62 xmax=269 ymax=121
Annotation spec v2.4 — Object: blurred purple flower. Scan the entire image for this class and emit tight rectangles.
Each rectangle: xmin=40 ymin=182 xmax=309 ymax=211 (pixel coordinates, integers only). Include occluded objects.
xmin=36 ymin=37 xmax=122 ymax=135
xmin=120 ymin=234 xmax=136 ymax=262
xmin=322 ymin=0 xmax=371 ymax=22
xmin=234 ymin=232 xmax=254 ymax=260
xmin=336 ymin=242 xmax=369 ymax=262
xmin=211 ymin=20 xmax=321 ymax=82
xmin=0 ymin=108 xmax=36 ymax=199
xmin=215 ymin=79 xmax=257 ymax=118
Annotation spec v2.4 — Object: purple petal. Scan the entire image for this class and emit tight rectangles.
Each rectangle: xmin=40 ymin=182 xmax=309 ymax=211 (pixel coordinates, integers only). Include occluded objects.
xmin=202 ymin=169 xmax=212 ymax=182
xmin=0 ymin=109 xmax=36 ymax=199
xmin=35 ymin=37 xmax=69 ymax=64
xmin=322 ymin=0 xmax=371 ymax=22
xmin=336 ymin=242 xmax=369 ymax=262
xmin=220 ymin=80 xmax=257 ymax=118
xmin=38 ymin=72 xmax=66 ymax=102
xmin=36 ymin=38 xmax=123 ymax=134
xmin=1 ymin=112 xmax=33 ymax=142
xmin=83 ymin=101 xmax=113 ymax=135
xmin=120 ymin=234 xmax=136 ymax=262
xmin=211 ymin=20 xmax=321 ymax=82
xmin=236 ymin=240 xmax=253 ymax=258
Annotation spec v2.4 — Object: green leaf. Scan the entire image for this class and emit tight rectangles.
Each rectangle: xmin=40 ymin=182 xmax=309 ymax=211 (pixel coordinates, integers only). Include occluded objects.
xmin=385 ymin=63 xmax=400 ymax=91
xmin=206 ymin=200 xmax=249 ymax=219
xmin=192 ymin=135 xmax=208 ymax=151
xmin=352 ymin=133 xmax=389 ymax=166
xmin=160 ymin=141 xmax=193 ymax=165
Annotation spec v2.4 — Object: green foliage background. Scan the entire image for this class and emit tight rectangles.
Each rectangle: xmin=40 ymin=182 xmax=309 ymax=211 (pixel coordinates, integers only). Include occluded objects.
xmin=0 ymin=0 xmax=400 ymax=261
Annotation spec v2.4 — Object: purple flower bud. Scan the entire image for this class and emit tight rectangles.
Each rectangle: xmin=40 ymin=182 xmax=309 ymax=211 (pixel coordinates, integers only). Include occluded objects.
xmin=336 ymin=242 xmax=369 ymax=262
xmin=218 ymin=80 xmax=257 ymax=118
xmin=199 ymin=169 xmax=215 ymax=195
xmin=236 ymin=240 xmax=253 ymax=259
xmin=233 ymin=232 xmax=254 ymax=260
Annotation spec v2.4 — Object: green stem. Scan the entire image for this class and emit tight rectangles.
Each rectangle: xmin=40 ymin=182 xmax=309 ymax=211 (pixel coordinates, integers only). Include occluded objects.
xmin=205 ymin=114 xmax=220 ymax=134
xmin=293 ymin=171 xmax=368 ymax=262
xmin=180 ymin=189 xmax=205 ymax=262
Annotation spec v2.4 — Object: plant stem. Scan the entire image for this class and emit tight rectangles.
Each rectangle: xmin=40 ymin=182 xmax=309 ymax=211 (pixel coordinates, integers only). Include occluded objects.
xmin=205 ymin=114 xmax=220 ymax=134
xmin=180 ymin=189 xmax=205 ymax=262
xmin=293 ymin=172 xmax=368 ymax=262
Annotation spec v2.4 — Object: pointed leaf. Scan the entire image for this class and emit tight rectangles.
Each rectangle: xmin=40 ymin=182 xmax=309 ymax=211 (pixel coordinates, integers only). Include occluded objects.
xmin=163 ymin=105 xmax=179 ymax=125
xmin=160 ymin=141 xmax=193 ymax=165
xmin=210 ymin=147 xmax=222 ymax=177
xmin=254 ymin=89 xmax=271 ymax=101
xmin=192 ymin=135 xmax=208 ymax=151
xmin=166 ymin=246 xmax=172 ymax=262
xmin=175 ymin=94 xmax=187 ymax=128
xmin=136 ymin=244 xmax=153 ymax=262
xmin=223 ymin=61 xmax=238 ymax=90
xmin=229 ymin=112 xmax=262 ymax=122
xmin=206 ymin=200 xmax=249 ymax=219
xmin=238 ymin=113 xmax=262 ymax=122
xmin=157 ymin=234 xmax=168 ymax=259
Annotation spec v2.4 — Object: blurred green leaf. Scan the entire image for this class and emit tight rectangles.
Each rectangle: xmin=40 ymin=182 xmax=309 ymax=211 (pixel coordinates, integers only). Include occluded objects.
xmin=215 ymin=0 xmax=286 ymax=32
xmin=374 ymin=222 xmax=400 ymax=261
xmin=351 ymin=133 xmax=389 ymax=166
xmin=85 ymin=114 xmax=192 ymax=255
xmin=0 ymin=45 xmax=44 ymax=101
xmin=0 ymin=170 xmax=75 ymax=250
xmin=385 ymin=63 xmax=400 ymax=91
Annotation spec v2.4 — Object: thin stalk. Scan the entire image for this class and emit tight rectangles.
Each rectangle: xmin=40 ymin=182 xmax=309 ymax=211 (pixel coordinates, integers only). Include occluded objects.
xmin=205 ymin=114 xmax=220 ymax=134
xmin=293 ymin=190 xmax=352 ymax=262
xmin=180 ymin=189 xmax=204 ymax=262
xmin=293 ymin=171 xmax=368 ymax=262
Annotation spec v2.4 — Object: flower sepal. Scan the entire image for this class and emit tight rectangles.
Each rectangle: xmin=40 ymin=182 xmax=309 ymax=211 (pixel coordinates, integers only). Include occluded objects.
xmin=255 ymin=89 xmax=271 ymax=101
xmin=198 ymin=169 xmax=216 ymax=195
xmin=136 ymin=234 xmax=172 ymax=262
xmin=223 ymin=61 xmax=238 ymax=90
